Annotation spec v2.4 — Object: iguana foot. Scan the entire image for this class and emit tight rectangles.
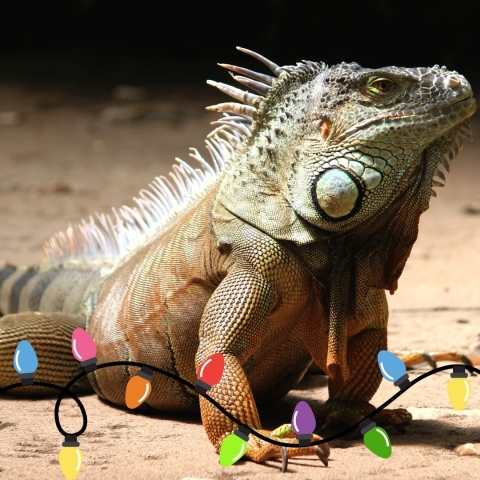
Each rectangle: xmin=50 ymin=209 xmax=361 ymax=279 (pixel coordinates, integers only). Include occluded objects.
xmin=243 ymin=428 xmax=329 ymax=471
xmin=313 ymin=399 xmax=412 ymax=433
xmin=394 ymin=350 xmax=473 ymax=368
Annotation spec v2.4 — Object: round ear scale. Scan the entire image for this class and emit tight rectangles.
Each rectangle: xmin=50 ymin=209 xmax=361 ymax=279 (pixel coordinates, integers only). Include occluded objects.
xmin=312 ymin=168 xmax=363 ymax=222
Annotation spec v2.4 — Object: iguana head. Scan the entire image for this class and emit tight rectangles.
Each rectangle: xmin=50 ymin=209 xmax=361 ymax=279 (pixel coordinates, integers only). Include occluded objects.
xmin=283 ymin=62 xmax=475 ymax=231
xmin=210 ymin=48 xmax=476 ymax=241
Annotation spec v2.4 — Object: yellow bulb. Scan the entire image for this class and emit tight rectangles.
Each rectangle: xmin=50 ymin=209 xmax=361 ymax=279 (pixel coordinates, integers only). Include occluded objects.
xmin=59 ymin=445 xmax=84 ymax=479
xmin=447 ymin=377 xmax=471 ymax=411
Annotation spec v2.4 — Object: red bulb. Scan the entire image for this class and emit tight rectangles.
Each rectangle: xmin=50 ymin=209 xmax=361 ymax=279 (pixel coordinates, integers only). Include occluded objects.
xmin=195 ymin=353 xmax=224 ymax=394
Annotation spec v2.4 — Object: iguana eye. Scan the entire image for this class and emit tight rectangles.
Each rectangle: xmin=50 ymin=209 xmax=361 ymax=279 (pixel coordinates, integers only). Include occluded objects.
xmin=366 ymin=78 xmax=397 ymax=96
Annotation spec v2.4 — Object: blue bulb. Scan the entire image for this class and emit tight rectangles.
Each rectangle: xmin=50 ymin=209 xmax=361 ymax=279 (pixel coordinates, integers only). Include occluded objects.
xmin=377 ymin=350 xmax=406 ymax=383
xmin=13 ymin=340 xmax=38 ymax=374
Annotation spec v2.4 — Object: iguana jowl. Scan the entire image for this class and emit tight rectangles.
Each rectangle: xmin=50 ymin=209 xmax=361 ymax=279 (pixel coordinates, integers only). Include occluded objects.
xmin=0 ymin=48 xmax=476 ymax=465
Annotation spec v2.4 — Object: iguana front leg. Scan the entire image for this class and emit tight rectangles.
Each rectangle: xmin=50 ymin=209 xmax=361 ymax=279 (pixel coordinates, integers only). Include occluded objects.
xmin=196 ymin=268 xmax=329 ymax=464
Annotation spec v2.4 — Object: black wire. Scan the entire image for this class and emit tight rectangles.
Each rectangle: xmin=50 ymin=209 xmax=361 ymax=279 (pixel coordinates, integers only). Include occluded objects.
xmin=2 ymin=362 xmax=478 ymax=447
xmin=52 ymin=361 xmax=196 ymax=437
xmin=0 ymin=380 xmax=88 ymax=437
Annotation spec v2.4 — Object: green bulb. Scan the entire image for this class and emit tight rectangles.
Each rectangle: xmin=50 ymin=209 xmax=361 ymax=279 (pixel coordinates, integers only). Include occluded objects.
xmin=363 ymin=426 xmax=392 ymax=459
xmin=219 ymin=433 xmax=248 ymax=466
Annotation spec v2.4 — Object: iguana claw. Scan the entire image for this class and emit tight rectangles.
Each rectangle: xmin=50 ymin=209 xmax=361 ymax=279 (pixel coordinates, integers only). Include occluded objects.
xmin=280 ymin=445 xmax=327 ymax=472
xmin=281 ymin=446 xmax=288 ymax=472
xmin=316 ymin=446 xmax=328 ymax=467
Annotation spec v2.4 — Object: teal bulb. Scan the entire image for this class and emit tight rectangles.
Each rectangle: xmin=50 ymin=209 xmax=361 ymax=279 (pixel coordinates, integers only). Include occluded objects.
xmin=363 ymin=426 xmax=392 ymax=459
xmin=13 ymin=340 xmax=38 ymax=374
xmin=219 ymin=433 xmax=247 ymax=466
xmin=377 ymin=350 xmax=406 ymax=383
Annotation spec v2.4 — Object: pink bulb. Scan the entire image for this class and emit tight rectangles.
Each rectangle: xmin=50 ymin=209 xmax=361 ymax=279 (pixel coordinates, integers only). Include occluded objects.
xmin=71 ymin=328 xmax=97 ymax=361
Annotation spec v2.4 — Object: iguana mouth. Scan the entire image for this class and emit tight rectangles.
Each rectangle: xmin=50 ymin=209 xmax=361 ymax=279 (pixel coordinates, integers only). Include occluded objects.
xmin=395 ymin=95 xmax=476 ymax=119
xmin=337 ymin=96 xmax=476 ymax=142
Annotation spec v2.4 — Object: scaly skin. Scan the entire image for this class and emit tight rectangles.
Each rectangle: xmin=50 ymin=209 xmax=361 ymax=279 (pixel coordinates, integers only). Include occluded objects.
xmin=0 ymin=49 xmax=476 ymax=466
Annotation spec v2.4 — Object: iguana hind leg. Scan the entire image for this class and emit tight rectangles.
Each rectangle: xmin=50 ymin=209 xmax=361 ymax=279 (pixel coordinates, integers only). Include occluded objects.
xmin=305 ymin=288 xmax=412 ymax=431
xmin=314 ymin=327 xmax=412 ymax=431
xmin=0 ymin=312 xmax=91 ymax=395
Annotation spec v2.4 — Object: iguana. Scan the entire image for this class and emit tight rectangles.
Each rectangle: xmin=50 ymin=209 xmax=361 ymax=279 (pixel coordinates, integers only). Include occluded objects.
xmin=0 ymin=47 xmax=476 ymax=467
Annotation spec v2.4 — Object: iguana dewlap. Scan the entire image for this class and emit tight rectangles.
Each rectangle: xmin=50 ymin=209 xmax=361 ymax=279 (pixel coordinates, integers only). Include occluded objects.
xmin=0 ymin=47 xmax=476 ymax=465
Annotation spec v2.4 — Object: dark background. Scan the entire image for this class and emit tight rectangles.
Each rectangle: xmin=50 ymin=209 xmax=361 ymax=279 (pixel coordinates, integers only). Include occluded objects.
xmin=0 ymin=0 xmax=478 ymax=87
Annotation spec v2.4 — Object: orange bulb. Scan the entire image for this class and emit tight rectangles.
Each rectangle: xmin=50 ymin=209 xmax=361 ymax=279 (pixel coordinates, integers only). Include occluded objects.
xmin=125 ymin=366 xmax=153 ymax=409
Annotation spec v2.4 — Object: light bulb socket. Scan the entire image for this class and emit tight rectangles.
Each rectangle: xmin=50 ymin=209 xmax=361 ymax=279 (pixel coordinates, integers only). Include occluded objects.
xmin=393 ymin=373 xmax=411 ymax=390
xmin=80 ymin=357 xmax=97 ymax=372
xmin=62 ymin=435 xmax=80 ymax=447
xmin=194 ymin=379 xmax=212 ymax=395
xmin=137 ymin=365 xmax=154 ymax=381
xmin=234 ymin=425 xmax=251 ymax=442
xmin=18 ymin=372 xmax=35 ymax=385
xmin=296 ymin=433 xmax=313 ymax=446
xmin=450 ymin=366 xmax=468 ymax=378
xmin=359 ymin=418 xmax=375 ymax=435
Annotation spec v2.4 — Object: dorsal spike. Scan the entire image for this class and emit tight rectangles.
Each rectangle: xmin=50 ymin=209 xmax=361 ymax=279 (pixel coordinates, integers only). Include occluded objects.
xmin=228 ymin=72 xmax=270 ymax=96
xmin=212 ymin=125 xmax=240 ymax=144
xmin=218 ymin=63 xmax=274 ymax=86
xmin=460 ymin=122 xmax=473 ymax=141
xmin=211 ymin=118 xmax=252 ymax=137
xmin=207 ymin=80 xmax=262 ymax=108
xmin=211 ymin=117 xmax=252 ymax=136
xmin=236 ymin=46 xmax=284 ymax=76
xmin=206 ymin=102 xmax=257 ymax=118
xmin=205 ymin=139 xmax=222 ymax=173
xmin=441 ymin=154 xmax=450 ymax=172
xmin=455 ymin=136 xmax=463 ymax=151
xmin=222 ymin=113 xmax=253 ymax=125
xmin=189 ymin=148 xmax=216 ymax=177
xmin=434 ymin=168 xmax=446 ymax=182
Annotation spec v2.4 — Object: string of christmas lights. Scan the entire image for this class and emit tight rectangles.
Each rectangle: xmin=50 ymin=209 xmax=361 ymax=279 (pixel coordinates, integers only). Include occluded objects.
xmin=0 ymin=332 xmax=478 ymax=479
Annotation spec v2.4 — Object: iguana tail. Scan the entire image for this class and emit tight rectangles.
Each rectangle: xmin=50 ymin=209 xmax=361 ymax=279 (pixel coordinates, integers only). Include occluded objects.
xmin=0 ymin=262 xmax=46 ymax=316
xmin=0 ymin=261 xmax=109 ymax=395
xmin=0 ymin=260 xmax=111 ymax=317
xmin=0 ymin=311 xmax=91 ymax=395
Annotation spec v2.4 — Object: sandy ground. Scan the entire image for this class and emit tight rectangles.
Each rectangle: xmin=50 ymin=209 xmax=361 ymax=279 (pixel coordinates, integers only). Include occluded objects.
xmin=0 ymin=81 xmax=479 ymax=479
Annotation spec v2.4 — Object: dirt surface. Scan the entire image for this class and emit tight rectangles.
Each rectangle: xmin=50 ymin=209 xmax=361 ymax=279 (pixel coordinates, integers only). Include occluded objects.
xmin=0 ymin=82 xmax=479 ymax=479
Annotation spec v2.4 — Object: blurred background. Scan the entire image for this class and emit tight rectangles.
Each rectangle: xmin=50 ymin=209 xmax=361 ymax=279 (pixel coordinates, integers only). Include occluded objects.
xmin=0 ymin=0 xmax=478 ymax=85
xmin=0 ymin=0 xmax=479 ymax=292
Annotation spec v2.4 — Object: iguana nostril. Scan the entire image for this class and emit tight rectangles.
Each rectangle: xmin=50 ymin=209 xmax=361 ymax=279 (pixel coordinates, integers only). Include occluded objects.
xmin=319 ymin=118 xmax=333 ymax=142
xmin=447 ymin=76 xmax=461 ymax=88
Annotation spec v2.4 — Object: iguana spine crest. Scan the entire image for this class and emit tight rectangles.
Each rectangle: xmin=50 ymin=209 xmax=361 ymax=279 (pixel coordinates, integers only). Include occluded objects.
xmin=43 ymin=47 xmax=284 ymax=266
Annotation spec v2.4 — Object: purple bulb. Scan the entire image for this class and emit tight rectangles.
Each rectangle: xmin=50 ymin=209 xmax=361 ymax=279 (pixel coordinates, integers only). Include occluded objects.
xmin=291 ymin=401 xmax=316 ymax=435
